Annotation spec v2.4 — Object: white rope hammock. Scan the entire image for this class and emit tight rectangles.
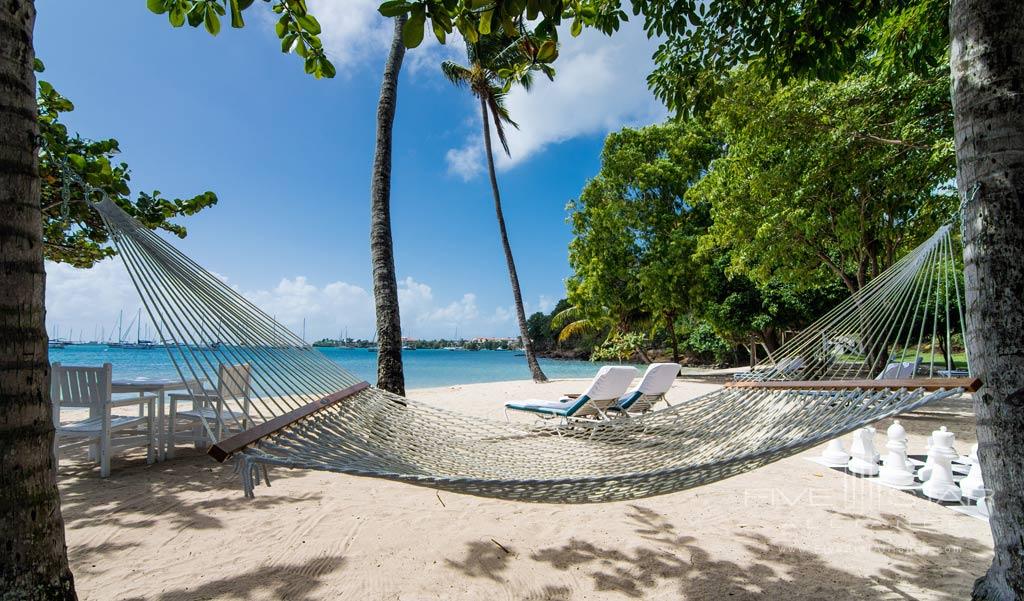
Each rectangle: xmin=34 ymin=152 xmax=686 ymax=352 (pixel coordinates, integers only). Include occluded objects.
xmin=93 ymin=198 xmax=975 ymax=503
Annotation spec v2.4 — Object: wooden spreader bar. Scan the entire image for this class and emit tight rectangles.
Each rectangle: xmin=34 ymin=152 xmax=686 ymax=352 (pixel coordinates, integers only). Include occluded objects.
xmin=208 ymin=381 xmax=370 ymax=463
xmin=726 ymin=377 xmax=981 ymax=393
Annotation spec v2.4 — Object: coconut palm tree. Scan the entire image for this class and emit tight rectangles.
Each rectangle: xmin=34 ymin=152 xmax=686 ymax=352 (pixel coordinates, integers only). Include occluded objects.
xmin=370 ymin=14 xmax=408 ymax=396
xmin=441 ymin=35 xmax=550 ymax=382
xmin=0 ymin=1 xmax=78 ymax=597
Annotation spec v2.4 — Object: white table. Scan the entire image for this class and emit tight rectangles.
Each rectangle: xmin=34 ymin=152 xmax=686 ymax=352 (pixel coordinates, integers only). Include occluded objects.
xmin=112 ymin=378 xmax=202 ymax=461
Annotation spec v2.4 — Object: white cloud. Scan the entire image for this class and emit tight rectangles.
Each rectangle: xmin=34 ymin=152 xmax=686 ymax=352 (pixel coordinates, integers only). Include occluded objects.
xmin=45 ymin=261 xmax=518 ymax=342
xmin=445 ymin=18 xmax=666 ymax=176
xmin=305 ymin=1 xmax=462 ymax=74
xmin=445 ymin=144 xmax=484 ymax=181
xmin=304 ymin=0 xmax=393 ymax=69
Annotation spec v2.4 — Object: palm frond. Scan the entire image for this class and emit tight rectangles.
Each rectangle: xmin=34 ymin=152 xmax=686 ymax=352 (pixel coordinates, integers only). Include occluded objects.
xmin=485 ymin=91 xmax=517 ymax=157
xmin=557 ymin=320 xmax=596 ymax=343
xmin=440 ymin=60 xmax=472 ymax=88
xmin=550 ymin=305 xmax=583 ymax=330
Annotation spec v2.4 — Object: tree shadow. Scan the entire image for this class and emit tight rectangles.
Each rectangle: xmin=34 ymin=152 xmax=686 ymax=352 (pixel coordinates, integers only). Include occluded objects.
xmin=119 ymin=554 xmax=346 ymax=601
xmin=58 ymin=447 xmax=318 ymax=566
xmin=524 ymin=504 xmax=984 ymax=599
xmin=826 ymin=509 xmax=990 ymax=597
xmin=445 ymin=539 xmax=516 ymax=582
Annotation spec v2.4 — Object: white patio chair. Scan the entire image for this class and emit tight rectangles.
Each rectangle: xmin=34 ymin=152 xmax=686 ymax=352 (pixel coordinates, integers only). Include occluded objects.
xmin=51 ymin=363 xmax=157 ymax=477
xmin=167 ymin=363 xmax=252 ymax=451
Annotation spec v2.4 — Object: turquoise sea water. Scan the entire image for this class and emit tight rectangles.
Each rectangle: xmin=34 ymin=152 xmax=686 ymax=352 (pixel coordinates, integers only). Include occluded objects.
xmin=48 ymin=344 xmax=639 ymax=389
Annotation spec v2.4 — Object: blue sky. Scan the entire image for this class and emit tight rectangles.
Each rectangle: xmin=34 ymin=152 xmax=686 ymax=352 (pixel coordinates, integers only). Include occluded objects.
xmin=39 ymin=1 xmax=664 ymax=341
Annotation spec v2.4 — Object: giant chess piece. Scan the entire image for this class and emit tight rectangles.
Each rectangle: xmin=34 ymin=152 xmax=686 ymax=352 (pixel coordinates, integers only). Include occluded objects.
xmin=978 ymin=495 xmax=991 ymax=518
xmin=918 ymin=428 xmax=942 ymax=481
xmin=879 ymin=420 xmax=915 ymax=486
xmin=921 ymin=427 xmax=961 ymax=501
xmin=959 ymin=443 xmax=986 ymax=500
xmin=821 ymin=438 xmax=851 ymax=467
xmin=868 ymin=426 xmax=881 ymax=463
xmin=847 ymin=427 xmax=879 ymax=476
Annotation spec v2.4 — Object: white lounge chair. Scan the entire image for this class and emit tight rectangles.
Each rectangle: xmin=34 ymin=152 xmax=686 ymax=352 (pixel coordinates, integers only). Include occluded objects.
xmin=51 ymin=363 xmax=157 ymax=477
xmin=504 ymin=366 xmax=638 ymax=422
xmin=876 ymin=357 xmax=922 ymax=380
xmin=167 ymin=363 xmax=252 ymax=452
xmin=611 ymin=362 xmax=681 ymax=416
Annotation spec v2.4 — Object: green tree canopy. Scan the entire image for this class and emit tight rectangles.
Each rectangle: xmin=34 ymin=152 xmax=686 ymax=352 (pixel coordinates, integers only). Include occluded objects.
xmin=564 ymin=121 xmax=719 ymax=360
xmin=38 ymin=67 xmax=217 ymax=268
xmin=692 ymin=66 xmax=956 ymax=293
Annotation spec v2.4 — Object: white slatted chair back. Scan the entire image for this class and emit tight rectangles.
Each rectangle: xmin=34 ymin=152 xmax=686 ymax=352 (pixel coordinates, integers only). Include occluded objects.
xmin=51 ymin=362 xmax=112 ymax=410
xmin=217 ymin=363 xmax=252 ymax=399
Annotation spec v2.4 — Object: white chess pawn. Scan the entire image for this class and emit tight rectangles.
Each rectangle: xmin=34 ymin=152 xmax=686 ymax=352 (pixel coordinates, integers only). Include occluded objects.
xmin=918 ymin=428 xmax=942 ymax=481
xmin=921 ymin=427 xmax=962 ymax=501
xmin=848 ymin=428 xmax=879 ymax=476
xmin=879 ymin=420 xmax=915 ymax=486
xmin=821 ymin=438 xmax=851 ymax=467
xmin=959 ymin=443 xmax=986 ymax=500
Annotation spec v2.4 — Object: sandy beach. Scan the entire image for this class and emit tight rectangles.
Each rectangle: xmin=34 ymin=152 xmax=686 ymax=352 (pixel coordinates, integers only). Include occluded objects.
xmin=58 ymin=377 xmax=991 ymax=600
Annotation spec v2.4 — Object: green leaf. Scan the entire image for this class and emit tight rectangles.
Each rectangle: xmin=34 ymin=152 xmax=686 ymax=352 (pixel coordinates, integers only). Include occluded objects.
xmin=281 ymin=32 xmax=297 ymax=52
xmin=204 ymin=7 xmax=221 ymax=35
xmin=169 ymin=5 xmax=186 ymax=26
xmin=230 ymin=0 xmax=245 ymax=27
xmin=33 ymin=58 xmax=45 ymax=73
xmin=297 ymin=14 xmax=321 ymax=34
xmin=68 ymin=154 xmax=86 ymax=171
xmin=378 ymin=0 xmax=410 ymax=17
xmin=319 ymin=57 xmax=337 ymax=78
xmin=237 ymin=0 xmax=255 ymax=8
xmin=432 ymin=19 xmax=446 ymax=44
xmin=479 ymin=9 xmax=493 ymax=34
xmin=403 ymin=12 xmax=425 ymax=48
xmin=275 ymin=14 xmax=290 ymax=37
xmin=187 ymin=4 xmax=205 ymax=26
xmin=536 ymin=39 xmax=557 ymax=62
xmin=147 ymin=0 xmax=168 ymax=14
xmin=570 ymin=16 xmax=582 ymax=37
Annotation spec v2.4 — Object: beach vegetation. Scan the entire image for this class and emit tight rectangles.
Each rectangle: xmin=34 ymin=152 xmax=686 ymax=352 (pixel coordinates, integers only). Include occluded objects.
xmin=37 ymin=68 xmax=217 ymax=268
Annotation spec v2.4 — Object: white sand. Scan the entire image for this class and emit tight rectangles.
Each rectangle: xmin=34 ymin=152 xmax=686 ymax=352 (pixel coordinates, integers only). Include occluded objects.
xmin=58 ymin=377 xmax=991 ymax=600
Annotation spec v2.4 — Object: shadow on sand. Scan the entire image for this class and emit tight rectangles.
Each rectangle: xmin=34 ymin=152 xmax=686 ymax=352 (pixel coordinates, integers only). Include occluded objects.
xmin=445 ymin=504 xmax=988 ymax=600
xmin=59 ymin=447 xmax=316 ymax=564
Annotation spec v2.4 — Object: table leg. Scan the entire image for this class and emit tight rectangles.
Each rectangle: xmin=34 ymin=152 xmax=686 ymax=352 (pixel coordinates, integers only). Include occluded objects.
xmin=166 ymin=393 xmax=176 ymax=460
xmin=157 ymin=390 xmax=166 ymax=462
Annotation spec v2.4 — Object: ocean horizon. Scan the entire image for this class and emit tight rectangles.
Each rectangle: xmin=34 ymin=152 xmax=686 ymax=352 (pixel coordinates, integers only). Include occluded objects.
xmin=48 ymin=344 xmax=650 ymax=389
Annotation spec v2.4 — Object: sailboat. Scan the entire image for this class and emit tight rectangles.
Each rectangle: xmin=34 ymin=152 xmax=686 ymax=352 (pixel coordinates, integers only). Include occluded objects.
xmin=442 ymin=326 xmax=462 ymax=351
xmin=110 ymin=309 xmax=156 ymax=349
xmin=48 ymin=324 xmax=67 ymax=349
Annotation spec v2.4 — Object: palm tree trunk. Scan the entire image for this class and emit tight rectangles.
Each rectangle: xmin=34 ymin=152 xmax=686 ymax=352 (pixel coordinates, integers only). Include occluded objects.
xmin=0 ymin=1 xmax=77 ymax=598
xmin=370 ymin=14 xmax=407 ymax=396
xmin=479 ymin=98 xmax=547 ymax=382
xmin=950 ymin=1 xmax=1024 ymax=598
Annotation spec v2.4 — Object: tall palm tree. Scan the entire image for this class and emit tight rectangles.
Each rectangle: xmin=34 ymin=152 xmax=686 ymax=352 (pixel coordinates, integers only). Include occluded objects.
xmin=441 ymin=36 xmax=548 ymax=382
xmin=370 ymin=14 xmax=408 ymax=395
xmin=0 ymin=1 xmax=78 ymax=598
